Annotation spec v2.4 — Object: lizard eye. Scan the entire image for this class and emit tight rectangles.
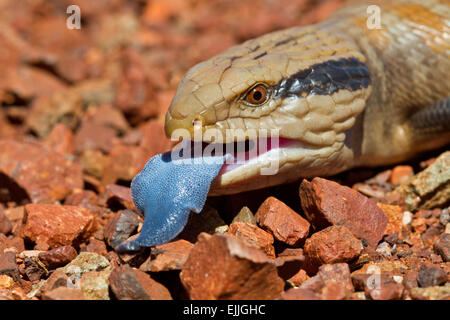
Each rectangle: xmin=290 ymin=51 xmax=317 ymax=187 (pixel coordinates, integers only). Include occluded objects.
xmin=243 ymin=84 xmax=270 ymax=106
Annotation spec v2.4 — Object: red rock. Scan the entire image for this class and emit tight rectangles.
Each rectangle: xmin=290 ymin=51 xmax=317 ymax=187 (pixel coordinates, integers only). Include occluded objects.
xmin=352 ymin=273 xmax=382 ymax=291
xmin=0 ymin=110 xmax=16 ymax=139
xmin=154 ymin=88 xmax=176 ymax=114
xmin=2 ymin=207 xmax=24 ymax=236
xmin=18 ymin=280 xmax=34 ymax=298
xmin=104 ymin=251 xmax=121 ymax=269
xmin=299 ymin=177 xmax=388 ymax=249
xmin=394 ymin=243 xmax=412 ymax=258
xmin=431 ymin=208 xmax=442 ymax=218
xmin=43 ymin=123 xmax=75 ymax=155
xmin=6 ymin=65 xmax=67 ymax=103
xmin=140 ymin=239 xmax=193 ymax=272
xmin=21 ymin=204 xmax=98 ymax=249
xmin=422 ymin=226 xmax=443 ymax=246
xmin=109 ymin=265 xmax=172 ymax=300
xmin=365 ymin=169 xmax=392 ymax=186
xmin=0 ymin=251 xmax=19 ymax=281
xmin=352 ymin=260 xmax=408 ymax=277
xmin=103 ymin=184 xmax=136 ymax=211
xmin=434 ymin=233 xmax=450 ymax=262
xmin=79 ymin=150 xmax=108 ymax=179
xmin=300 ymin=263 xmax=354 ymax=300
xmin=0 ymin=139 xmax=83 ymax=203
xmin=114 ymin=49 xmax=159 ymax=119
xmin=141 ymin=0 xmax=188 ymax=24
xmin=27 ymin=13 xmax=92 ymax=81
xmin=377 ymin=203 xmax=404 ymax=238
xmin=180 ymin=233 xmax=284 ymax=300
xmin=411 ymin=217 xmax=427 ymax=234
xmin=304 ymin=225 xmax=363 ymax=272
xmin=368 ymin=280 xmax=404 ymax=300
xmin=139 ymin=120 xmax=173 ymax=156
xmin=274 ymin=248 xmax=306 ymax=280
xmin=85 ymin=104 xmax=129 ymax=134
xmin=296 ymin=268 xmax=326 ymax=291
xmin=417 ymin=263 xmax=447 ymax=287
xmin=0 ymin=234 xmax=24 ymax=254
xmin=0 ymin=208 xmax=12 ymax=235
xmin=228 ymin=222 xmax=275 ymax=257
xmin=282 ymin=288 xmax=321 ymax=300
xmin=42 ymin=287 xmax=85 ymax=300
xmin=415 ymin=209 xmax=433 ymax=219
xmin=121 ymin=129 xmax=144 ymax=146
xmin=74 ymin=120 xmax=118 ymax=154
xmin=38 ymin=246 xmax=78 ymax=270
xmin=101 ymin=144 xmax=149 ymax=185
xmin=288 ymin=269 xmax=309 ymax=287
xmin=317 ymin=263 xmax=354 ymax=293
xmin=430 ymin=253 xmax=443 ymax=264
xmin=353 ymin=183 xmax=385 ymax=199
xmin=403 ymin=271 xmax=419 ymax=290
xmin=352 ymin=273 xmax=404 ymax=300
xmin=321 ymin=281 xmax=349 ymax=300
xmin=255 ymin=197 xmax=310 ymax=246
xmin=83 ymin=238 xmax=108 ymax=256
xmin=390 ymin=165 xmax=413 ymax=185
xmin=37 ymin=269 xmax=70 ymax=298
xmin=64 ymin=190 xmax=101 ymax=214
xmin=117 ymin=248 xmax=149 ymax=269
xmin=104 ymin=210 xmax=142 ymax=249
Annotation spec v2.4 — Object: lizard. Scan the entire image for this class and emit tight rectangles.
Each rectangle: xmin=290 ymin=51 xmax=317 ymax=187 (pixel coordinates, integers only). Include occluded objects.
xmin=116 ymin=0 xmax=450 ymax=252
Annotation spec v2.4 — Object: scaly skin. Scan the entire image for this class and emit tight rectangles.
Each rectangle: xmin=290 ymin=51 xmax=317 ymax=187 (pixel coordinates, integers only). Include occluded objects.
xmin=164 ymin=0 xmax=450 ymax=196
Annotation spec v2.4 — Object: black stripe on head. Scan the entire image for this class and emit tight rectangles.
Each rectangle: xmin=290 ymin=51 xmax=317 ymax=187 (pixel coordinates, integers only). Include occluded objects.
xmin=253 ymin=51 xmax=267 ymax=60
xmin=273 ymin=57 xmax=370 ymax=99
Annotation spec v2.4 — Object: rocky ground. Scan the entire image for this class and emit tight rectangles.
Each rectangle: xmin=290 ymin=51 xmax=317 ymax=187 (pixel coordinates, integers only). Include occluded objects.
xmin=0 ymin=0 xmax=449 ymax=300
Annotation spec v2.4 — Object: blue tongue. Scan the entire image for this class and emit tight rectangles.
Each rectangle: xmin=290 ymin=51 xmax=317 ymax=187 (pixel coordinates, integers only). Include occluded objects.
xmin=116 ymin=150 xmax=227 ymax=252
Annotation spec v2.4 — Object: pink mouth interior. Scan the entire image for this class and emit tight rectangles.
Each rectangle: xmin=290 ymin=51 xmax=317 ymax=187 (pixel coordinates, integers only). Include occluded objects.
xmin=217 ymin=137 xmax=295 ymax=175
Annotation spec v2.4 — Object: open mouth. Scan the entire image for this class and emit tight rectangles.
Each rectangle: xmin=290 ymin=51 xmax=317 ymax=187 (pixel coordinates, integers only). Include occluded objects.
xmin=171 ymin=137 xmax=297 ymax=176
xmin=173 ymin=137 xmax=296 ymax=175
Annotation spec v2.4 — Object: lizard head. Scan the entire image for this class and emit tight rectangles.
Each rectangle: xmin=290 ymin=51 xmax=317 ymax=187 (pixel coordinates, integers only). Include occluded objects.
xmin=165 ymin=25 xmax=372 ymax=195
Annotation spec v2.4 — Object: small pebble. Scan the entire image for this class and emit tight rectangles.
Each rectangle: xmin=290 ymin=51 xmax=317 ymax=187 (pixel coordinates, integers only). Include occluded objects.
xmin=440 ymin=207 xmax=449 ymax=226
xmin=433 ymin=233 xmax=450 ymax=262
xmin=376 ymin=242 xmax=392 ymax=258
xmin=417 ymin=263 xmax=447 ymax=287
xmin=214 ymin=225 xmax=229 ymax=234
xmin=403 ymin=211 xmax=413 ymax=226
xmin=232 ymin=206 xmax=257 ymax=225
